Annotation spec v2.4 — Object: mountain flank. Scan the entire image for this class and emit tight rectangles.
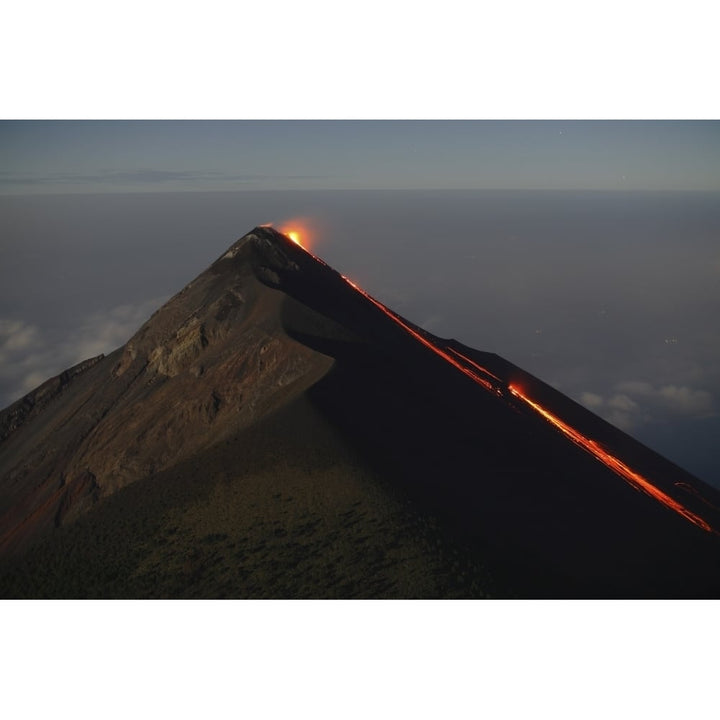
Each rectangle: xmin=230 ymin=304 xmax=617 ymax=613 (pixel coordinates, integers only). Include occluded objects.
xmin=1 ymin=226 xmax=719 ymax=598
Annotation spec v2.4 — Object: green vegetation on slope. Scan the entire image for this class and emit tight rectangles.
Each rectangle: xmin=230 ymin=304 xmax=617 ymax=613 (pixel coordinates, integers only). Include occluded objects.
xmin=0 ymin=396 xmax=497 ymax=599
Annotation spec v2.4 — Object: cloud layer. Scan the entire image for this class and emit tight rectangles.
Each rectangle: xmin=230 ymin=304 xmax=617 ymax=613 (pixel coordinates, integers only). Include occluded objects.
xmin=579 ymin=381 xmax=715 ymax=432
xmin=0 ymin=296 xmax=166 ymax=407
xmin=0 ymin=169 xmax=330 ymax=194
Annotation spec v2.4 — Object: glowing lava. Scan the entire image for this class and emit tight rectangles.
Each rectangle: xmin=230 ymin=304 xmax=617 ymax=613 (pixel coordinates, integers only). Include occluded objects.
xmin=507 ymin=385 xmax=713 ymax=533
xmin=339 ymin=274 xmax=498 ymax=393
xmin=277 ymin=218 xmax=316 ymax=252
xmin=447 ymin=347 xmax=503 ymax=386
xmin=339 ymin=269 xmax=713 ymax=534
xmin=350 ymin=270 xmax=713 ymax=532
xmin=275 ymin=226 xmax=715 ymax=535
xmin=287 ymin=230 xmax=303 ymax=247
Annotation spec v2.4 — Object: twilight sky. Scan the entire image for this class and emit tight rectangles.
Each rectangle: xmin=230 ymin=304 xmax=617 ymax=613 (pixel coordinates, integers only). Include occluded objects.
xmin=2 ymin=120 xmax=720 ymax=194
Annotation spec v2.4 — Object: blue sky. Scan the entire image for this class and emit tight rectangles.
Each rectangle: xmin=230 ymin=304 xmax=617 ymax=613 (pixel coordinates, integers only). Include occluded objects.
xmin=2 ymin=120 xmax=719 ymax=194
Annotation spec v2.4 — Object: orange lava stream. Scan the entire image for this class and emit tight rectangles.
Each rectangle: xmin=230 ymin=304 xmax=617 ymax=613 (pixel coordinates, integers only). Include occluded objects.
xmin=447 ymin=347 xmax=503 ymax=384
xmin=339 ymin=274 xmax=497 ymax=393
xmin=278 ymin=227 xmax=328 ymax=266
xmin=280 ymin=228 xmax=714 ymax=534
xmin=508 ymin=385 xmax=713 ymax=533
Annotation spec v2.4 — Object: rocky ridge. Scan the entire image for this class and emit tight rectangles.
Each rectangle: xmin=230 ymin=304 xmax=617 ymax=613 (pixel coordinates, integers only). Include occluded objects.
xmin=0 ymin=230 xmax=340 ymax=558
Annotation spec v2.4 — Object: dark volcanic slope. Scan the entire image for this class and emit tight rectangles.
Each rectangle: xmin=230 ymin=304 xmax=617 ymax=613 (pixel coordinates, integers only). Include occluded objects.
xmin=1 ymin=226 xmax=719 ymax=598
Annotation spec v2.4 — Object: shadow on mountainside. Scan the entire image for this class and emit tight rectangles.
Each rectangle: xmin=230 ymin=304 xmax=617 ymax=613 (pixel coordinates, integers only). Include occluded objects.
xmin=282 ymin=294 xmax=720 ymax=599
xmin=0 ymin=390 xmax=498 ymax=599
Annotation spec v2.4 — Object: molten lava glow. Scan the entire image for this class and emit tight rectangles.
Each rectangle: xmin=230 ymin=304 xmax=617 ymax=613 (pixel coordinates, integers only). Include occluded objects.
xmin=447 ymin=347 xmax=503 ymax=384
xmin=339 ymin=275 xmax=497 ymax=393
xmin=507 ymin=385 xmax=713 ymax=533
xmin=278 ymin=218 xmax=316 ymax=252
xmin=297 ymin=247 xmax=715 ymax=536
xmin=278 ymin=224 xmax=329 ymax=268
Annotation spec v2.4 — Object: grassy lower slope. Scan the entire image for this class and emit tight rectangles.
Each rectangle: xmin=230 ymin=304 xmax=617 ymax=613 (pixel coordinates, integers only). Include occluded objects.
xmin=0 ymin=392 xmax=497 ymax=599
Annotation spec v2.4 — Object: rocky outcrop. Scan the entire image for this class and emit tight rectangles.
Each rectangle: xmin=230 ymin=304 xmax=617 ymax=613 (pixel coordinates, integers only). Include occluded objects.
xmin=0 ymin=229 xmax=338 ymax=559
xmin=0 ymin=354 xmax=105 ymax=443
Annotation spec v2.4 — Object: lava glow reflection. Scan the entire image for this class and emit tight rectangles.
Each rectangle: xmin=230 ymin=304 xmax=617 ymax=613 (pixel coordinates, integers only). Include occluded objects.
xmin=508 ymin=385 xmax=713 ymax=533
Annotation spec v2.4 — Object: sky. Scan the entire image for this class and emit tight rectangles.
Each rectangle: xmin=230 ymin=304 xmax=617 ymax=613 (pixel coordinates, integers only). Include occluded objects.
xmin=2 ymin=120 xmax=720 ymax=194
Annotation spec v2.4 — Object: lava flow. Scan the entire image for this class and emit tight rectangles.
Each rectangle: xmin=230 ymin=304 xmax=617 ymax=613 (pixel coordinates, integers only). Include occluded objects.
xmin=276 ymin=223 xmax=330 ymax=268
xmin=508 ymin=385 xmax=713 ymax=533
xmin=277 ymin=219 xmax=321 ymax=255
xmin=287 ymin=230 xmax=302 ymax=247
xmin=276 ymin=227 xmax=715 ymax=535
xmin=447 ymin=347 xmax=503 ymax=387
xmin=339 ymin=273 xmax=498 ymax=393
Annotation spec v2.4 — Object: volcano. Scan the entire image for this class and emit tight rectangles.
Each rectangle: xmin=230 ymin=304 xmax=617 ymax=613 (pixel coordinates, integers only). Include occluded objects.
xmin=1 ymin=226 xmax=719 ymax=598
